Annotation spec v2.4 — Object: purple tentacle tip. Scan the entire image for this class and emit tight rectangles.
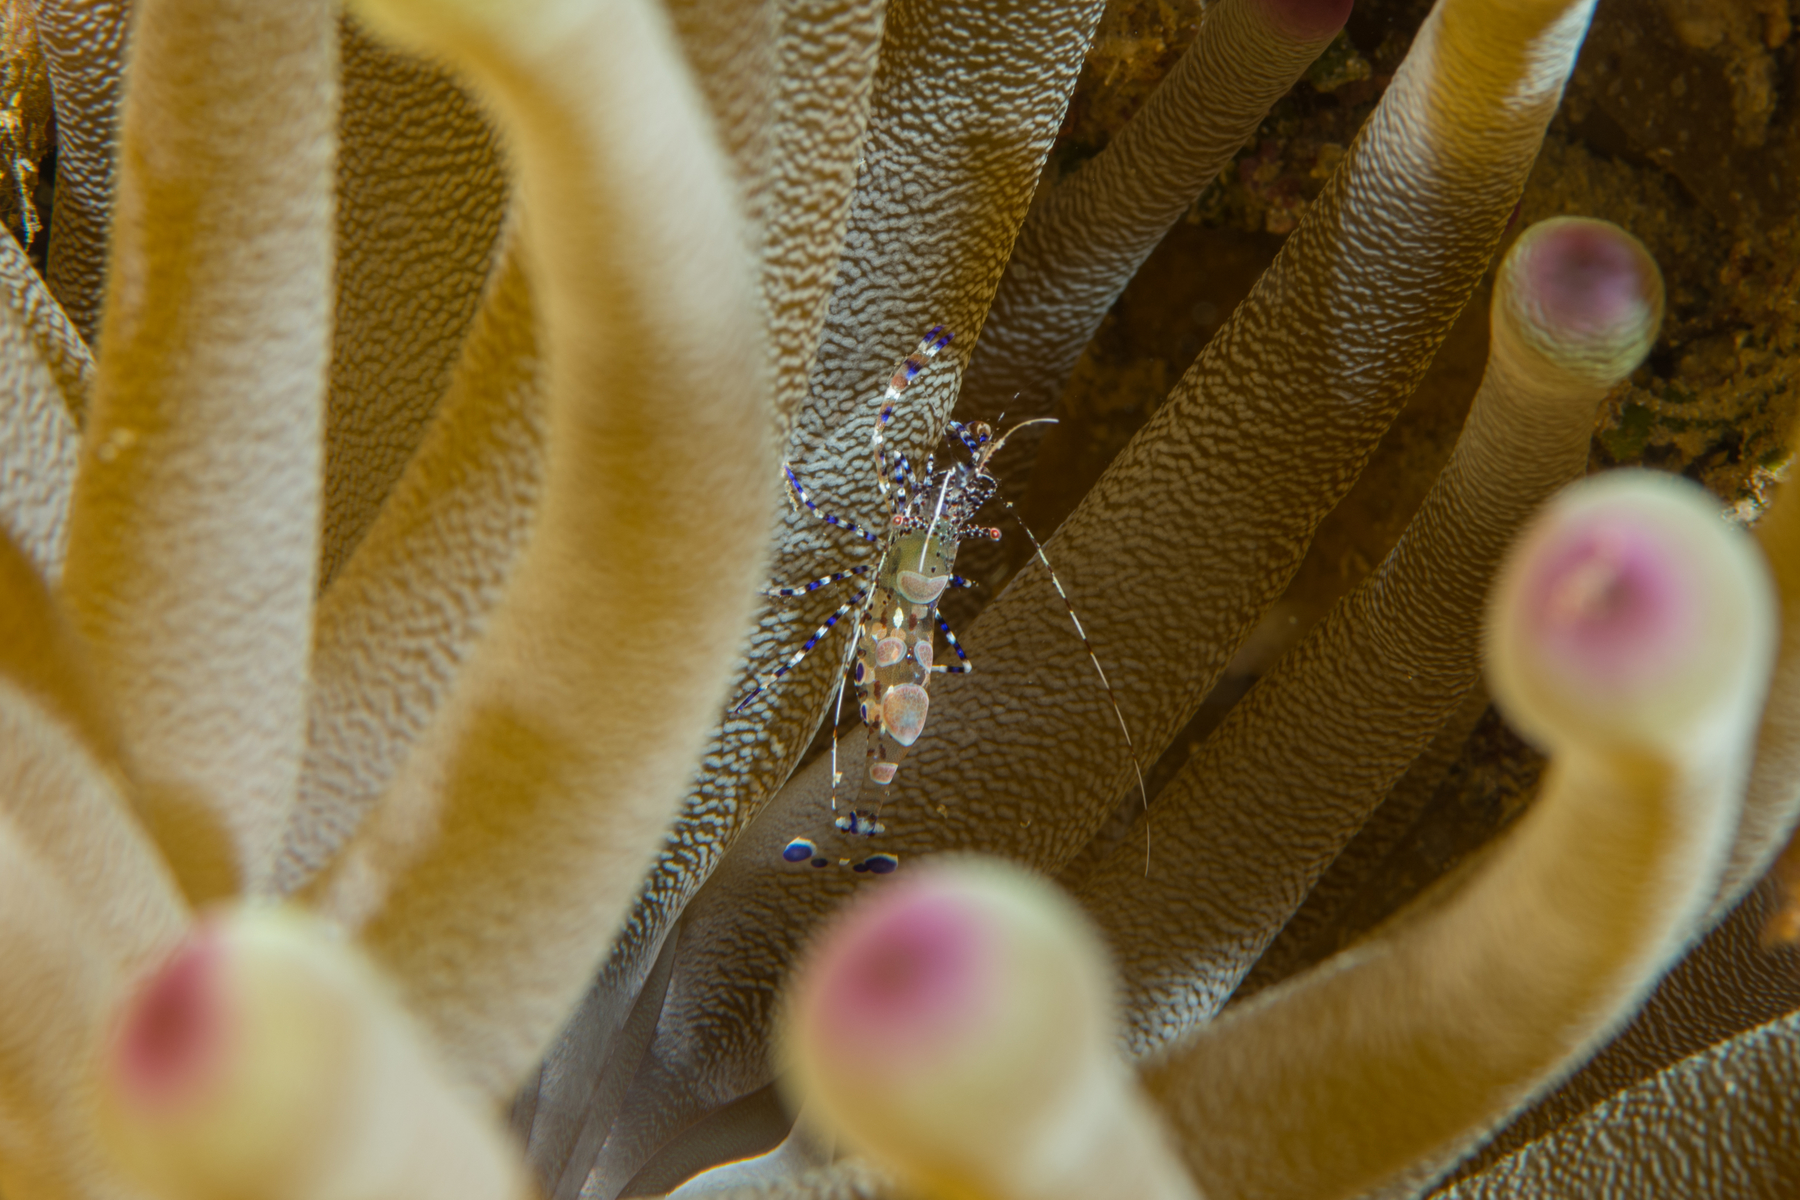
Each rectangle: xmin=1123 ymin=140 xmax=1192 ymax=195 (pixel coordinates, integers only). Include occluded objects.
xmin=1524 ymin=220 xmax=1653 ymax=337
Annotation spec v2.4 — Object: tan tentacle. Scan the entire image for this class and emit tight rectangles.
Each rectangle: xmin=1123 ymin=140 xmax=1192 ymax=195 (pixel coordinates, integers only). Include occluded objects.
xmin=308 ymin=0 xmax=771 ymax=1100
xmin=954 ymin=0 xmax=1350 ymax=465
xmin=278 ymin=230 xmax=545 ymax=897
xmin=0 ymin=526 xmax=186 ymax=975
xmin=323 ymin=18 xmax=510 ymax=584
xmin=0 ymin=221 xmax=86 ymax=578
xmin=92 ymin=907 xmax=529 ymax=1200
xmin=0 ymin=811 xmax=132 ymax=1200
xmin=1436 ymin=1009 xmax=1800 ymax=1198
xmin=1144 ymin=473 xmax=1773 ymax=1200
xmin=785 ymin=858 xmax=1199 ymax=1200
xmin=760 ymin=0 xmax=886 ymax=438
xmin=59 ymin=0 xmax=337 ymax=902
xmin=34 ymin=0 xmax=129 ymax=348
xmin=1084 ymin=218 xmax=1665 ymax=1056
xmin=647 ymin=0 xmax=1604 ymax=1156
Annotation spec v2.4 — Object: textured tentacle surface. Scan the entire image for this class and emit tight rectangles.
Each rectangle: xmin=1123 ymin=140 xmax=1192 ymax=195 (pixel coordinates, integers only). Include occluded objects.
xmin=60 ymin=0 xmax=337 ymax=902
xmin=645 ymin=0 xmax=1602 ymax=1161
xmin=1439 ymin=1008 xmax=1800 ymax=1197
xmin=278 ymin=231 xmax=545 ymax=896
xmin=1084 ymin=217 xmax=1666 ymax=1056
xmin=309 ymin=0 xmax=771 ymax=1101
xmin=761 ymin=0 xmax=887 ymax=438
xmin=323 ymin=19 xmax=509 ymax=584
xmin=1450 ymin=878 xmax=1800 ymax=1183
xmin=34 ymin=0 xmax=129 ymax=348
xmin=575 ymin=2 xmax=1108 ymax=1189
xmin=953 ymin=0 xmax=1350 ymax=478
xmin=0 ymin=226 xmax=86 ymax=579
xmin=1145 ymin=472 xmax=1773 ymax=1200
xmin=0 ymin=526 xmax=187 ymax=976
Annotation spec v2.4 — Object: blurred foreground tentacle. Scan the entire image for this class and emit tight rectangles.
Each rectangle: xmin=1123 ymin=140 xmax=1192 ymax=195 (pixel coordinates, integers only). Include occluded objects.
xmin=1084 ymin=217 xmax=1666 ymax=1055
xmin=786 ymin=858 xmax=1198 ymax=1200
xmin=0 ymin=812 xmax=130 ymax=1200
xmin=0 ymin=526 xmax=187 ymax=974
xmin=60 ymin=0 xmax=338 ymax=902
xmin=310 ymin=0 xmax=772 ymax=1100
xmin=93 ymin=907 xmax=527 ymax=1200
xmin=1144 ymin=471 xmax=1774 ymax=1200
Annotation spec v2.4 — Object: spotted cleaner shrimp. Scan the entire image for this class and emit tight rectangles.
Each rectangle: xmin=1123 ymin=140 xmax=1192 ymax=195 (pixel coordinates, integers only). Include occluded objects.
xmin=737 ymin=327 xmax=1148 ymax=873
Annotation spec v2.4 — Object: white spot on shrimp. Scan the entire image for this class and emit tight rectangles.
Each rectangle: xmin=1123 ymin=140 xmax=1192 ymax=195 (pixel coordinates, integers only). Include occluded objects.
xmin=881 ymin=684 xmax=929 ymax=747
xmin=896 ymin=570 xmax=949 ymax=605
xmin=869 ymin=762 xmax=898 ymax=784
xmin=875 ymin=637 xmax=906 ymax=667
xmin=914 ymin=639 xmax=934 ymax=669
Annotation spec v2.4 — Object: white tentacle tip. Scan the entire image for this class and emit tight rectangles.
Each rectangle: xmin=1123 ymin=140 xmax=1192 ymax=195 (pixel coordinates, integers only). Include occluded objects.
xmin=1487 ymin=470 xmax=1775 ymax=758
xmin=1495 ymin=217 xmax=1665 ymax=390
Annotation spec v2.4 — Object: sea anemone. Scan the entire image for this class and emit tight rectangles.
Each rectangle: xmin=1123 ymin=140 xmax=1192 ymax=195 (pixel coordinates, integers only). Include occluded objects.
xmin=1 ymin=0 xmax=1796 ymax=1197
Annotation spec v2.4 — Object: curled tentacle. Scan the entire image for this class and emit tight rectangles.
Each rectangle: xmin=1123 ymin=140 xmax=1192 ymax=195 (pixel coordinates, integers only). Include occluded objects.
xmin=1144 ymin=470 xmax=1774 ymax=1200
xmin=1083 ymin=216 xmax=1667 ymax=1055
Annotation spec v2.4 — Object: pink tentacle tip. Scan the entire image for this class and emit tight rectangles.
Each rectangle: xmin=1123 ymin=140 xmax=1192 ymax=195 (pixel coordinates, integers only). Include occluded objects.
xmin=804 ymin=883 xmax=996 ymax=1068
xmin=113 ymin=929 xmax=230 ymax=1110
xmin=1523 ymin=221 xmax=1653 ymax=336
xmin=1256 ymin=0 xmax=1354 ymax=41
xmin=1518 ymin=511 xmax=1696 ymax=690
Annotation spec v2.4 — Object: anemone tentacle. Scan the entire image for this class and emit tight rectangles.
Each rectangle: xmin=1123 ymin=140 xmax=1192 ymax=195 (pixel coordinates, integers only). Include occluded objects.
xmin=953 ymin=0 xmax=1351 ymax=491
xmin=640 ymin=0 xmax=1606 ymax=1166
xmin=1083 ymin=217 xmax=1666 ymax=1056
xmin=1146 ymin=471 xmax=1773 ymax=1200
xmin=34 ymin=0 xmax=128 ymax=347
xmin=324 ymin=24 xmax=510 ymax=583
xmin=307 ymin=0 xmax=772 ymax=1101
xmin=0 ymin=227 xmax=85 ymax=577
xmin=60 ymin=0 xmax=337 ymax=902
xmin=1440 ymin=1007 xmax=1800 ymax=1197
xmin=278 ymin=232 xmax=546 ymax=895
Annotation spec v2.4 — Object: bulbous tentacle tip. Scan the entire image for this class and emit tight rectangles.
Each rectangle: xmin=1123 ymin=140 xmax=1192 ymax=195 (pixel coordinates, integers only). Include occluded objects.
xmin=783 ymin=859 xmax=1117 ymax=1182
xmin=1495 ymin=217 xmax=1666 ymax=389
xmin=112 ymin=927 xmax=231 ymax=1112
xmin=800 ymin=884 xmax=994 ymax=1068
xmin=1487 ymin=471 xmax=1775 ymax=757
xmin=1254 ymin=0 xmax=1355 ymax=42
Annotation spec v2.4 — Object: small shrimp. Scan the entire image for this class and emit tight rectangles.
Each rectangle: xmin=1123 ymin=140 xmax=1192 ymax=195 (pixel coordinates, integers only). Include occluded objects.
xmin=742 ymin=328 xmax=1146 ymax=873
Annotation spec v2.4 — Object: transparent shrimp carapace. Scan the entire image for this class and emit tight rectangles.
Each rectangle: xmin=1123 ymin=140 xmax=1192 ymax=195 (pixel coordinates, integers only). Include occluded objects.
xmin=742 ymin=327 xmax=1146 ymax=874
